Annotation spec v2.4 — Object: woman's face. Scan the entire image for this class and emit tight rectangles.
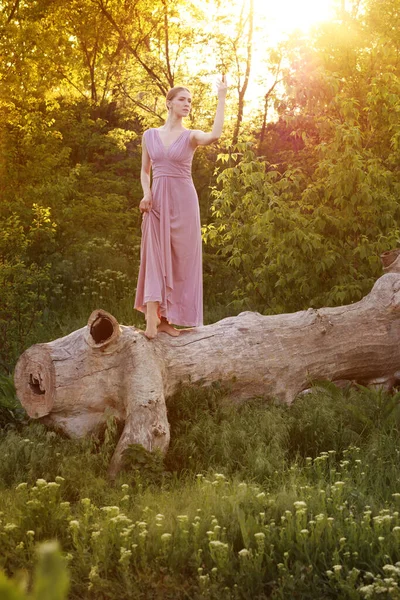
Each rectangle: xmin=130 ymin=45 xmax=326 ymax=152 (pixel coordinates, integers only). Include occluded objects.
xmin=168 ymin=91 xmax=192 ymax=117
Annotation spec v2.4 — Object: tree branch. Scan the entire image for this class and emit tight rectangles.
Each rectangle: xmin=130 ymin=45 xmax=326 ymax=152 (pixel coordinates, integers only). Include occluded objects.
xmin=95 ymin=0 xmax=169 ymax=96
xmin=162 ymin=0 xmax=174 ymax=87
xmin=259 ymin=58 xmax=283 ymax=147
xmin=232 ymin=0 xmax=254 ymax=145
xmin=118 ymin=85 xmax=164 ymax=122
xmin=4 ymin=0 xmax=19 ymax=24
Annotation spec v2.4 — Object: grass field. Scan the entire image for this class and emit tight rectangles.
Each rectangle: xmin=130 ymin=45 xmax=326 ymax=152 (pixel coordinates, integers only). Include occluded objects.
xmin=1 ymin=379 xmax=400 ymax=599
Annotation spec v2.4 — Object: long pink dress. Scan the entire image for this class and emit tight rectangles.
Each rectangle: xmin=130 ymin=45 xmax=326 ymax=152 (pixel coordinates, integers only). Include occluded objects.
xmin=134 ymin=128 xmax=203 ymax=327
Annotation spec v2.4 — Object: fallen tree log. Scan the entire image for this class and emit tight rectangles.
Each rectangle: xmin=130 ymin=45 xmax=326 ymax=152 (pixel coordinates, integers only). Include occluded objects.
xmin=14 ymin=258 xmax=400 ymax=477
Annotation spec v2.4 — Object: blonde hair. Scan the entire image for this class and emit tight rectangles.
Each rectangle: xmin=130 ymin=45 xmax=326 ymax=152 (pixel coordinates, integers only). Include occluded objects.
xmin=166 ymin=86 xmax=191 ymax=107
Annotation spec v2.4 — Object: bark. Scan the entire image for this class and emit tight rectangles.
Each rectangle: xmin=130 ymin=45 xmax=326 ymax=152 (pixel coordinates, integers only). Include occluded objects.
xmin=14 ymin=262 xmax=400 ymax=478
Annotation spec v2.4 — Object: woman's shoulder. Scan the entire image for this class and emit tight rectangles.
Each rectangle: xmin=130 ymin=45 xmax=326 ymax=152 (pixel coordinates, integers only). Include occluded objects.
xmin=143 ymin=128 xmax=160 ymax=136
xmin=142 ymin=129 xmax=157 ymax=145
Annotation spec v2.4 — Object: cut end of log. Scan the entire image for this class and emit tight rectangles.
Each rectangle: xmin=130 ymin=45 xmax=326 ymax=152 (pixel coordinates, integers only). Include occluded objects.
xmin=14 ymin=345 xmax=55 ymax=418
xmin=86 ymin=309 xmax=121 ymax=349
xmin=381 ymin=249 xmax=400 ymax=272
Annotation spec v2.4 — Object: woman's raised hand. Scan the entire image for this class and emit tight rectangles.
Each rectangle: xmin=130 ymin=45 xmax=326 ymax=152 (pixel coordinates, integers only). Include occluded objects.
xmin=139 ymin=192 xmax=153 ymax=214
xmin=216 ymin=74 xmax=228 ymax=99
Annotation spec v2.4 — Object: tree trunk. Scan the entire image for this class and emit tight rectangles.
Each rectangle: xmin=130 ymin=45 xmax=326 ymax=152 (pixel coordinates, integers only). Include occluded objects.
xmin=259 ymin=79 xmax=280 ymax=148
xmin=232 ymin=0 xmax=254 ymax=146
xmin=14 ymin=259 xmax=400 ymax=477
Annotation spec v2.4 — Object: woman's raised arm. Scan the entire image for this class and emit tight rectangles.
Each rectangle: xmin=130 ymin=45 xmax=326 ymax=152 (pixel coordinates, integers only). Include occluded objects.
xmin=191 ymin=75 xmax=228 ymax=147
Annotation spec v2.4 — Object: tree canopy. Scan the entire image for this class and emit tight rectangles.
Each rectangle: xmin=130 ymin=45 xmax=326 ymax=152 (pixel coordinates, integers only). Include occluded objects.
xmin=1 ymin=0 xmax=400 ymax=369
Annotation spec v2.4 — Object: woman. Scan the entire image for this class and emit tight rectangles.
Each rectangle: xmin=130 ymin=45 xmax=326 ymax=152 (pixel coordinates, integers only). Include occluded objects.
xmin=134 ymin=76 xmax=228 ymax=339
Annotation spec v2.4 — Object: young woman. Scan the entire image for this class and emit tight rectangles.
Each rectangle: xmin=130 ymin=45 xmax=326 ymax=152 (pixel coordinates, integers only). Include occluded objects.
xmin=134 ymin=76 xmax=228 ymax=338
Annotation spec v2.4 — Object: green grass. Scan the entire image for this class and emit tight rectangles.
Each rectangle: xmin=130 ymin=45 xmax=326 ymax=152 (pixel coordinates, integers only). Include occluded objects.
xmin=1 ymin=384 xmax=400 ymax=598
xmin=0 ymin=374 xmax=26 ymax=428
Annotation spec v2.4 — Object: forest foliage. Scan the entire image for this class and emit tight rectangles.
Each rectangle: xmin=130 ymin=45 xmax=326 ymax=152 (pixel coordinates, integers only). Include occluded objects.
xmin=2 ymin=2 xmax=400 ymax=598
xmin=1 ymin=0 xmax=400 ymax=367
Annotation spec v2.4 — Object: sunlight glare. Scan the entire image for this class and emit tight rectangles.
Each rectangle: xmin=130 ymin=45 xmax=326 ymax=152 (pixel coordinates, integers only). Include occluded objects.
xmin=254 ymin=0 xmax=336 ymax=41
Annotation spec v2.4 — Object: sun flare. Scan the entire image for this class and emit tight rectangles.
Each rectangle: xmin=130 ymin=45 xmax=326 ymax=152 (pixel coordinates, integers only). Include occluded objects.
xmin=244 ymin=0 xmax=338 ymax=110
xmin=191 ymin=0 xmax=339 ymax=114
xmin=253 ymin=0 xmax=337 ymax=40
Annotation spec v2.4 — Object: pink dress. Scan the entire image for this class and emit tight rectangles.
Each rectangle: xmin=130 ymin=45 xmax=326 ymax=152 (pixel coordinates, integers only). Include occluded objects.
xmin=134 ymin=128 xmax=203 ymax=327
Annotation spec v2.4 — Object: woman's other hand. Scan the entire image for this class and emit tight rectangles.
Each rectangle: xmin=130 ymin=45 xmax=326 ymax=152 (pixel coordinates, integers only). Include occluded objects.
xmin=139 ymin=192 xmax=153 ymax=213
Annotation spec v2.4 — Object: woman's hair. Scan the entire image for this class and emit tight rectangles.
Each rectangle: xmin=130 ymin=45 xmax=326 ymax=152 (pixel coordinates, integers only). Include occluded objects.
xmin=166 ymin=86 xmax=191 ymax=105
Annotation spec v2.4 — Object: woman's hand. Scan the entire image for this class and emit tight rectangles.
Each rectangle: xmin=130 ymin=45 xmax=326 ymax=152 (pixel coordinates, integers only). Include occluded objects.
xmin=216 ymin=74 xmax=228 ymax=99
xmin=139 ymin=192 xmax=153 ymax=213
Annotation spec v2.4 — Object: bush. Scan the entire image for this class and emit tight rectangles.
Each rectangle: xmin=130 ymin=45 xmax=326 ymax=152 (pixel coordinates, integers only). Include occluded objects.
xmin=0 ymin=209 xmax=55 ymax=371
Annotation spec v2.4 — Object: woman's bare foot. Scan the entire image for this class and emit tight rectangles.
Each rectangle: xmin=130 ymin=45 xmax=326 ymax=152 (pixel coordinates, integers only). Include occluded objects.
xmin=145 ymin=315 xmax=160 ymax=339
xmin=145 ymin=301 xmax=161 ymax=339
xmin=157 ymin=320 xmax=180 ymax=337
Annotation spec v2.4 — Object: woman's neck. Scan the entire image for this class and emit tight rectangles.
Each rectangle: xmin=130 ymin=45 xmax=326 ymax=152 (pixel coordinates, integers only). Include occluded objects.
xmin=162 ymin=114 xmax=185 ymax=131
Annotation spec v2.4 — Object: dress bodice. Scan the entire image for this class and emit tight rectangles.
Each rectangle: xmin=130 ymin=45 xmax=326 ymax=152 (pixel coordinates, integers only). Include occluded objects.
xmin=144 ymin=128 xmax=194 ymax=179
